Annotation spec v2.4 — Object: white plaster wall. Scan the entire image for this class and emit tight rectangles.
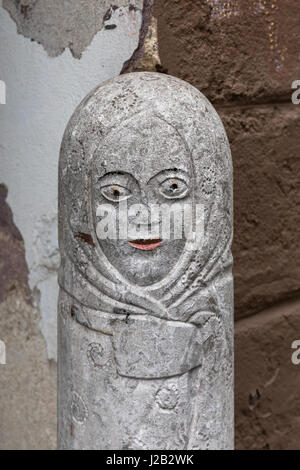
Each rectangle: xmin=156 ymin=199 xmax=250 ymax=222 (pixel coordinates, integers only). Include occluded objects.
xmin=0 ymin=6 xmax=142 ymax=359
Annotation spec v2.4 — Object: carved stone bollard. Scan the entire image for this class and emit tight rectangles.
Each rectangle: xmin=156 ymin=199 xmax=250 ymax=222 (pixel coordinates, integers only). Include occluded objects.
xmin=58 ymin=72 xmax=234 ymax=450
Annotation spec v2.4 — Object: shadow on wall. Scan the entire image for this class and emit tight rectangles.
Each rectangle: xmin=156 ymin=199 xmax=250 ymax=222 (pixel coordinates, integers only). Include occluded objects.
xmin=153 ymin=0 xmax=300 ymax=451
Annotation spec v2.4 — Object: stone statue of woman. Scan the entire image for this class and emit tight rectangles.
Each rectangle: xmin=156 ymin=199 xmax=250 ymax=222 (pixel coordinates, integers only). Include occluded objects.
xmin=58 ymin=72 xmax=233 ymax=450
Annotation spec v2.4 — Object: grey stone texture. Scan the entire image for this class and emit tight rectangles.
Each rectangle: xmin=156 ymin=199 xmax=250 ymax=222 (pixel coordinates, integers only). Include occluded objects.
xmin=58 ymin=72 xmax=234 ymax=449
xmin=3 ymin=0 xmax=144 ymax=58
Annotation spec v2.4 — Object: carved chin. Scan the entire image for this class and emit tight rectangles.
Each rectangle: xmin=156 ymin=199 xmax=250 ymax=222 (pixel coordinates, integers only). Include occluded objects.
xmin=98 ymin=238 xmax=186 ymax=287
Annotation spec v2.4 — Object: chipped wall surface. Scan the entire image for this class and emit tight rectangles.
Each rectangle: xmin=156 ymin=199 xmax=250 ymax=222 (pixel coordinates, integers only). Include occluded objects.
xmin=0 ymin=3 xmax=144 ymax=360
xmin=0 ymin=186 xmax=57 ymax=449
xmin=0 ymin=185 xmax=28 ymax=301
xmin=130 ymin=15 xmax=161 ymax=72
xmin=3 ymin=0 xmax=144 ymax=58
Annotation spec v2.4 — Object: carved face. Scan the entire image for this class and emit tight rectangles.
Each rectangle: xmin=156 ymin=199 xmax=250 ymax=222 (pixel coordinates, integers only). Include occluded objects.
xmin=91 ymin=117 xmax=194 ymax=286
xmin=59 ymin=72 xmax=233 ymax=322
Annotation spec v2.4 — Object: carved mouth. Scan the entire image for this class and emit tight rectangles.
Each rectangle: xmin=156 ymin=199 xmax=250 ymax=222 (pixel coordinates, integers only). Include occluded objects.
xmin=129 ymin=238 xmax=162 ymax=251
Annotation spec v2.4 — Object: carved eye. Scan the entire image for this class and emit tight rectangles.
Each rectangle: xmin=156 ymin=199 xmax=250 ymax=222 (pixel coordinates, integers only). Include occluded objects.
xmin=159 ymin=178 xmax=189 ymax=199
xmin=100 ymin=185 xmax=131 ymax=202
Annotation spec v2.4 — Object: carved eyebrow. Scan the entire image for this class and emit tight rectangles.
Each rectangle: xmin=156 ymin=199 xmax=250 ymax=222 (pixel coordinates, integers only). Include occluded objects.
xmin=97 ymin=171 xmax=138 ymax=187
xmin=147 ymin=168 xmax=190 ymax=185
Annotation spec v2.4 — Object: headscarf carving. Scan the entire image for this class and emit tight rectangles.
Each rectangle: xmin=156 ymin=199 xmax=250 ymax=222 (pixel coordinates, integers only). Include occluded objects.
xmin=58 ymin=73 xmax=233 ymax=377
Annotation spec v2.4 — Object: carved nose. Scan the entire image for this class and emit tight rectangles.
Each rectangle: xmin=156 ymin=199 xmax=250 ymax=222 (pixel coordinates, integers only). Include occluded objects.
xmin=129 ymin=203 xmax=160 ymax=226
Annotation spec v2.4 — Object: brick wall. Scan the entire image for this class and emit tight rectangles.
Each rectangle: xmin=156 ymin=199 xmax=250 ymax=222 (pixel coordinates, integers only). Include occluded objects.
xmin=154 ymin=0 xmax=300 ymax=449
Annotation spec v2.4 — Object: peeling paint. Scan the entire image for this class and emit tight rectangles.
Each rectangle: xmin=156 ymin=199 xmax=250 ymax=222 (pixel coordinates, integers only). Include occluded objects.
xmin=0 ymin=5 xmax=142 ymax=359
xmin=104 ymin=5 xmax=141 ymax=38
xmin=3 ymin=0 xmax=143 ymax=58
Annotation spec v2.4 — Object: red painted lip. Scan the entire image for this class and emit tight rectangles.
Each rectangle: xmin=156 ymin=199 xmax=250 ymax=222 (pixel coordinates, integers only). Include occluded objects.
xmin=129 ymin=239 xmax=162 ymax=251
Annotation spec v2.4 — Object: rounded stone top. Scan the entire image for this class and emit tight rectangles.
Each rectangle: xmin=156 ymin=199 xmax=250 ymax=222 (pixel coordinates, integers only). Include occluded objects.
xmin=61 ymin=72 xmax=228 ymax=159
